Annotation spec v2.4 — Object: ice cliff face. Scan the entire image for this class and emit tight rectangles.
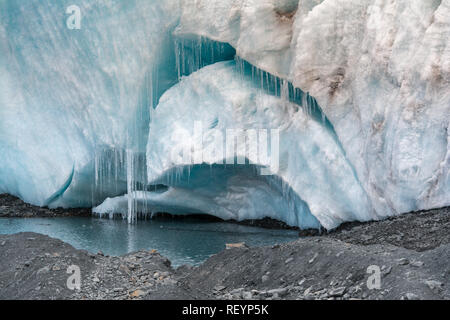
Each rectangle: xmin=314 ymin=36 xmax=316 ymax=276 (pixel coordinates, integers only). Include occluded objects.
xmin=1 ymin=0 xmax=449 ymax=229
xmin=0 ymin=0 xmax=181 ymax=207
xmin=176 ymin=0 xmax=450 ymax=216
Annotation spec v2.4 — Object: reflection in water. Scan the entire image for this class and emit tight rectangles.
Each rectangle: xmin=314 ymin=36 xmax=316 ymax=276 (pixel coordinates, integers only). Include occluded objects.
xmin=0 ymin=217 xmax=298 ymax=267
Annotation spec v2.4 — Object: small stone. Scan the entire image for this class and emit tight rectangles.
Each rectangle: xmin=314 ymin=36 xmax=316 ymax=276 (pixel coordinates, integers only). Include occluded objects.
xmin=411 ymin=261 xmax=424 ymax=268
xmin=425 ymin=280 xmax=443 ymax=293
xmin=262 ymin=275 xmax=269 ymax=283
xmin=382 ymin=266 xmax=392 ymax=276
xmin=230 ymin=288 xmax=244 ymax=295
xmin=97 ymin=251 xmax=104 ymax=256
xmin=268 ymin=288 xmax=288 ymax=297
xmin=214 ymin=285 xmax=227 ymax=292
xmin=285 ymin=257 xmax=294 ymax=264
xmin=130 ymin=290 xmax=145 ymax=298
xmin=1 ymin=241 xmax=6 ymax=246
xmin=242 ymin=291 xmax=253 ymax=300
xmin=309 ymin=253 xmax=318 ymax=264
xmin=93 ymin=277 xmax=100 ymax=283
xmin=37 ymin=266 xmax=50 ymax=275
xmin=405 ymin=292 xmax=419 ymax=300
xmin=361 ymin=235 xmax=374 ymax=241
xmin=329 ymin=287 xmax=346 ymax=297
xmin=226 ymin=243 xmax=248 ymax=250
xmin=304 ymin=286 xmax=313 ymax=296
xmin=397 ymin=258 xmax=409 ymax=266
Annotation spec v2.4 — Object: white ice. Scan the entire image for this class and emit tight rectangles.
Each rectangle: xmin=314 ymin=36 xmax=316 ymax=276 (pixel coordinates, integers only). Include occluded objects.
xmin=176 ymin=0 xmax=450 ymax=216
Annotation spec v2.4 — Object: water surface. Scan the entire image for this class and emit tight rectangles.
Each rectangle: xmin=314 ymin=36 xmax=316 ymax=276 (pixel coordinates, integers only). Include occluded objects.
xmin=0 ymin=217 xmax=298 ymax=267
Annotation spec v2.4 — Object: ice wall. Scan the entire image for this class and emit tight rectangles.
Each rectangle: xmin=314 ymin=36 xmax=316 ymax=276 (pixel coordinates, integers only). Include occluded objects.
xmin=0 ymin=0 xmax=181 ymax=207
xmin=176 ymin=0 xmax=450 ymax=215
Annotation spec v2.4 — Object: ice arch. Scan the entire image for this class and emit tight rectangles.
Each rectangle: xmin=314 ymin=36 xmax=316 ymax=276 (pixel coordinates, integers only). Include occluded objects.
xmin=96 ymin=61 xmax=375 ymax=229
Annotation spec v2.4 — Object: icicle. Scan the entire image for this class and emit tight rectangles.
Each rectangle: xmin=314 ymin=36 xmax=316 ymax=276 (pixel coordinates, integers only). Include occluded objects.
xmin=126 ymin=149 xmax=136 ymax=224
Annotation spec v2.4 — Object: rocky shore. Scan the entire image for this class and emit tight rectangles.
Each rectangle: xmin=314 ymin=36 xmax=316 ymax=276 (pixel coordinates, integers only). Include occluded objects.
xmin=0 ymin=214 xmax=448 ymax=300
xmin=0 ymin=194 xmax=448 ymax=300
xmin=0 ymin=194 xmax=91 ymax=218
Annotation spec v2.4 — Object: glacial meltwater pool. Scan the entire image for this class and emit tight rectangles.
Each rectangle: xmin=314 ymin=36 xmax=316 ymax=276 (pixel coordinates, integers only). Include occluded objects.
xmin=0 ymin=217 xmax=298 ymax=267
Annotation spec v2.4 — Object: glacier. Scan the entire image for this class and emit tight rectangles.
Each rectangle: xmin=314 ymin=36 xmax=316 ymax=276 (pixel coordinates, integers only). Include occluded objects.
xmin=176 ymin=0 xmax=450 ymax=216
xmin=1 ymin=0 xmax=449 ymax=229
